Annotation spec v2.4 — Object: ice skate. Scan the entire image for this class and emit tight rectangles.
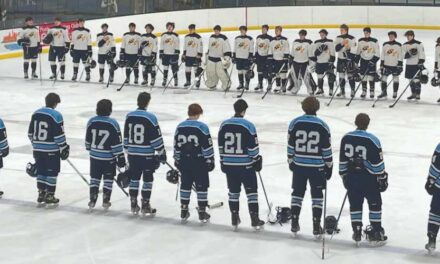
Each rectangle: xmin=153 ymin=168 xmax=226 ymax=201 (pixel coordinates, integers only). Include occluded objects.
xmin=198 ymin=207 xmax=211 ymax=223
xmin=377 ymin=91 xmax=387 ymax=99
xmin=313 ymin=218 xmax=323 ymax=239
xmin=291 ymin=215 xmax=300 ymax=237
xmin=231 ymin=211 xmax=241 ymax=231
xmin=44 ymin=194 xmax=59 ymax=209
xmin=250 ymin=212 xmax=264 ymax=231
xmin=32 ymin=72 xmax=38 ymax=79
xmin=24 ymin=72 xmax=29 ymax=79
xmin=99 ymin=75 xmax=104 ymax=83
xmin=353 ymin=225 xmax=362 ymax=246
xmin=134 ymin=77 xmax=139 ymax=84
xmin=425 ymin=233 xmax=436 ymax=253
xmin=85 ymin=72 xmax=91 ymax=82
xmin=71 ymin=73 xmax=78 ymax=81
xmin=364 ymin=225 xmax=387 ymax=247
xmin=37 ymin=190 xmax=46 ymax=208
xmin=141 ymin=199 xmax=156 ymax=216
xmin=131 ymin=198 xmax=140 ymax=215
xmin=181 ymin=204 xmax=190 ymax=223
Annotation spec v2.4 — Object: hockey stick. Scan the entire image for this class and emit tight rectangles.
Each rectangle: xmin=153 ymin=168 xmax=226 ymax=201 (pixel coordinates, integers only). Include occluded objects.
xmin=389 ymin=69 xmax=421 ymax=108
xmin=261 ymin=63 xmax=286 ymax=99
xmin=234 ymin=62 xmax=256 ymax=99
xmin=330 ymin=192 xmax=348 ymax=241
xmin=257 ymin=171 xmax=275 ymax=223
xmin=51 ymin=53 xmax=66 ymax=87
xmin=117 ymin=58 xmax=140 ymax=92
xmin=77 ymin=55 xmax=91 ymax=82
xmin=326 ymin=78 xmax=341 ymax=106
xmin=162 ymin=61 xmax=184 ymax=94
xmin=66 ymin=158 xmax=90 ymax=186
xmin=371 ymin=78 xmax=394 ymax=108
xmin=322 ymin=182 xmax=328 ymax=260
xmin=345 ymin=67 xmax=371 ymax=107
xmin=223 ymin=65 xmax=235 ymax=96
xmin=39 ymin=52 xmax=43 ymax=86
xmin=174 ymin=68 xmax=206 ymax=94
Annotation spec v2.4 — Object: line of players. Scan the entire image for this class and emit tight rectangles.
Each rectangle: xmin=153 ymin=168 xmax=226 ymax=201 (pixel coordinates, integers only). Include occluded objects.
xmin=17 ymin=17 xmax=440 ymax=102
xmin=0 ymin=92 xmax=439 ymax=251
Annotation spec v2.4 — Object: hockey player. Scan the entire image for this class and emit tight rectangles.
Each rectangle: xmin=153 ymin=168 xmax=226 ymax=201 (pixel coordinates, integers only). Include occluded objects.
xmin=85 ymin=99 xmax=125 ymax=210
xmin=139 ymin=24 xmax=158 ymax=86
xmin=334 ymin=24 xmax=357 ymax=97
xmin=160 ymin=22 xmax=180 ymax=87
xmin=288 ymin=29 xmax=314 ymax=95
xmin=182 ymin=24 xmax=203 ymax=88
xmin=43 ymin=17 xmax=70 ymax=80
xmin=0 ymin=118 xmax=9 ymax=198
xmin=254 ymin=25 xmax=272 ymax=91
xmin=218 ymin=99 xmax=264 ymax=230
xmin=97 ymin=23 xmax=116 ymax=83
xmin=205 ymin=25 xmax=232 ymax=90
xmin=425 ymin=142 xmax=440 ymax=252
xmin=434 ymin=37 xmax=440 ymax=103
xmin=120 ymin=23 xmax=141 ymax=84
xmin=402 ymin=30 xmax=425 ymax=100
xmin=28 ymin=93 xmax=70 ymax=207
xmin=70 ymin=18 xmax=92 ymax=81
xmin=268 ymin=26 xmax=289 ymax=93
xmin=233 ymin=25 xmax=254 ymax=91
xmin=379 ymin=31 xmax=403 ymax=99
xmin=174 ymin=103 xmax=214 ymax=222
xmin=312 ymin=29 xmax=336 ymax=96
xmin=17 ymin=17 xmax=41 ymax=79
xmin=287 ymin=96 xmax=332 ymax=237
xmin=339 ymin=113 xmax=388 ymax=244
xmin=124 ymin=92 xmax=166 ymax=215
xmin=356 ymin=27 xmax=380 ymax=99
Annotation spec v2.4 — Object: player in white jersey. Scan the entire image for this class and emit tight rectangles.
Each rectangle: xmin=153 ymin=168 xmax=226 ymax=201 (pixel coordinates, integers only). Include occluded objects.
xmin=160 ymin=22 xmax=180 ymax=87
xmin=70 ymin=18 xmax=93 ymax=81
xmin=254 ymin=25 xmax=272 ymax=91
xmin=182 ymin=24 xmax=203 ymax=88
xmin=139 ymin=24 xmax=158 ymax=86
xmin=379 ymin=31 xmax=403 ymax=99
xmin=288 ymin=29 xmax=314 ymax=95
xmin=402 ymin=30 xmax=425 ymax=100
xmin=233 ymin=25 xmax=255 ymax=91
xmin=120 ymin=22 xmax=142 ymax=84
xmin=205 ymin=25 xmax=232 ymax=91
xmin=17 ymin=17 xmax=41 ymax=79
xmin=435 ymin=38 xmax=440 ymax=103
xmin=268 ymin=26 xmax=290 ymax=93
xmin=43 ymin=17 xmax=70 ymax=80
xmin=356 ymin=27 xmax=380 ymax=99
xmin=311 ymin=29 xmax=336 ymax=96
xmin=97 ymin=23 xmax=116 ymax=83
xmin=334 ymin=24 xmax=357 ymax=97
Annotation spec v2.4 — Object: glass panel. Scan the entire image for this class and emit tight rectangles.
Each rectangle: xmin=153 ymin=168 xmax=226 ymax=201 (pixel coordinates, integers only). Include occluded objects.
xmin=153 ymin=0 xmax=173 ymax=11
xmin=269 ymin=0 xmax=296 ymax=5
xmin=407 ymin=0 xmax=434 ymax=4
xmin=376 ymin=0 xmax=407 ymax=4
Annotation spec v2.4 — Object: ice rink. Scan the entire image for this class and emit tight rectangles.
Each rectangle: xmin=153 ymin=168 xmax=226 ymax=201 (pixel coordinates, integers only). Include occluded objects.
xmin=0 ymin=28 xmax=439 ymax=263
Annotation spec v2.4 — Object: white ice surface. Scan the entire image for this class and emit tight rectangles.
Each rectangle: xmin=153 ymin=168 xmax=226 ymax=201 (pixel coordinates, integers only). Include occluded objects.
xmin=0 ymin=29 xmax=439 ymax=264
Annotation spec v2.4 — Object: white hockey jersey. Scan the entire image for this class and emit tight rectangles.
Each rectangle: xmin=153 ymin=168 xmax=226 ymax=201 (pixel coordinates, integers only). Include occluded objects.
xmin=121 ymin=32 xmax=141 ymax=55
xmin=357 ymin=37 xmax=380 ymax=62
xmin=313 ymin=38 xmax=335 ymax=64
xmin=140 ymin=33 xmax=158 ymax=56
xmin=183 ymin=33 xmax=203 ymax=58
xmin=334 ymin=34 xmax=357 ymax=60
xmin=402 ymin=39 xmax=425 ymax=66
xmin=47 ymin=26 xmax=70 ymax=48
xmin=160 ymin=32 xmax=180 ymax=55
xmin=268 ymin=36 xmax=289 ymax=61
xmin=207 ymin=34 xmax=231 ymax=60
xmin=381 ymin=41 xmax=403 ymax=67
xmin=435 ymin=44 xmax=440 ymax=69
xmin=234 ymin=35 xmax=254 ymax=59
xmin=97 ymin=32 xmax=115 ymax=55
xmin=291 ymin=39 xmax=313 ymax=63
xmin=71 ymin=27 xmax=92 ymax=51
xmin=18 ymin=25 xmax=40 ymax=48
xmin=255 ymin=34 xmax=272 ymax=57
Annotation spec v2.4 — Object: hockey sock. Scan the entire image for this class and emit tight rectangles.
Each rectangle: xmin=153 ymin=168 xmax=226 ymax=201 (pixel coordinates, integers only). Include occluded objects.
xmin=90 ymin=177 xmax=100 ymax=199
xmin=246 ymin=191 xmax=258 ymax=213
xmin=51 ymin=65 xmax=57 ymax=74
xmin=185 ymin=72 xmax=191 ymax=83
xmin=73 ymin=67 xmax=79 ymax=74
xmin=369 ymin=209 xmax=382 ymax=229
xmin=125 ymin=68 xmax=131 ymax=78
xmin=163 ymin=70 xmax=169 ymax=80
xmin=318 ymin=78 xmax=324 ymax=90
xmin=238 ymin=73 xmax=244 ymax=86
xmin=85 ymin=66 xmax=91 ymax=73
xmin=24 ymin=62 xmax=29 ymax=73
xmin=151 ymin=71 xmax=156 ymax=79
xmin=281 ymin=78 xmax=288 ymax=88
xmin=258 ymin=73 xmax=263 ymax=85
xmin=276 ymin=78 xmax=281 ymax=87
xmin=245 ymin=77 xmax=251 ymax=87
xmin=369 ymin=81 xmax=375 ymax=93
xmin=362 ymin=81 xmax=367 ymax=92
xmin=312 ymin=197 xmax=324 ymax=219
xmin=197 ymin=189 xmax=208 ymax=208
xmin=350 ymin=210 xmax=363 ymax=230
xmin=31 ymin=62 xmax=37 ymax=73
xmin=128 ymin=179 xmax=139 ymax=198
xmin=103 ymin=178 xmax=113 ymax=201
xmin=134 ymin=68 xmax=139 ymax=78
xmin=291 ymin=194 xmax=304 ymax=217
xmin=36 ymin=175 xmax=47 ymax=192
xmin=141 ymin=182 xmax=152 ymax=200
xmin=416 ymin=82 xmax=421 ymax=95
xmin=228 ymin=192 xmax=240 ymax=212
xmin=180 ymin=188 xmax=191 ymax=205
xmin=393 ymin=82 xmax=399 ymax=93
xmin=339 ymin=79 xmax=346 ymax=92
xmin=410 ymin=83 xmax=416 ymax=94
xmin=349 ymin=79 xmax=356 ymax=90
xmin=428 ymin=223 xmax=440 ymax=237
xmin=329 ymin=80 xmax=334 ymax=90
xmin=45 ymin=176 xmax=57 ymax=195
xmin=60 ymin=65 xmax=65 ymax=74
xmin=99 ymin=69 xmax=104 ymax=77
xmin=381 ymin=81 xmax=387 ymax=92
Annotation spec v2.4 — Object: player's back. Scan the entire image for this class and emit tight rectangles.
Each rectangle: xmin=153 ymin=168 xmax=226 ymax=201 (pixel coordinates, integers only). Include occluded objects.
xmin=86 ymin=116 xmax=122 ymax=161
xmin=174 ymin=119 xmax=213 ymax=160
xmin=288 ymin=115 xmax=332 ymax=168
xmin=29 ymin=107 xmax=65 ymax=153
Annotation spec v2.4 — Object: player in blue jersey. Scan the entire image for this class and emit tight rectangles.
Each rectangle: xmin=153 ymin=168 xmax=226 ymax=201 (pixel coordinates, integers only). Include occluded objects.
xmin=28 ymin=93 xmax=70 ymax=207
xmin=85 ymin=99 xmax=125 ymax=210
xmin=0 ymin=118 xmax=9 ymax=198
xmin=218 ymin=99 xmax=264 ymax=230
xmin=339 ymin=113 xmax=388 ymax=245
xmin=124 ymin=92 xmax=166 ymax=215
xmin=174 ymin=103 xmax=214 ymax=223
xmin=287 ymin=96 xmax=332 ymax=237
xmin=425 ymin=143 xmax=440 ymax=252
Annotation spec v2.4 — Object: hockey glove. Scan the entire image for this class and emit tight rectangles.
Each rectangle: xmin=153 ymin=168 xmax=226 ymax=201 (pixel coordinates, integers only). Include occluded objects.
xmin=425 ymin=178 xmax=436 ymax=195
xmin=377 ymin=172 xmax=388 ymax=192
xmin=153 ymin=155 xmax=160 ymax=170
xmin=87 ymin=50 xmax=93 ymax=58
xmin=174 ymin=160 xmax=182 ymax=172
xmin=253 ymin=155 xmax=263 ymax=172
xmin=288 ymin=158 xmax=295 ymax=172
xmin=181 ymin=55 xmax=186 ymax=63
xmin=60 ymin=144 xmax=70 ymax=160
xmin=206 ymin=158 xmax=215 ymax=172
xmin=157 ymin=150 xmax=167 ymax=164
xmin=368 ymin=60 xmax=376 ymax=68
xmin=418 ymin=63 xmax=425 ymax=70
xmin=70 ymin=49 xmax=75 ymax=58
xmin=341 ymin=175 xmax=349 ymax=190
xmin=159 ymin=53 xmax=164 ymax=60
xmin=116 ymin=154 xmax=126 ymax=168
xmin=119 ymin=52 xmax=125 ymax=61
xmin=324 ymin=164 xmax=333 ymax=180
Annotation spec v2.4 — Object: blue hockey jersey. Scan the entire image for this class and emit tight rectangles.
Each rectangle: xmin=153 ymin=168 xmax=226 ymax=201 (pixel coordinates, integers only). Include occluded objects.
xmin=173 ymin=119 xmax=214 ymax=161
xmin=123 ymin=109 xmax=165 ymax=157
xmin=28 ymin=107 xmax=67 ymax=153
xmin=85 ymin=116 xmax=124 ymax=161
xmin=0 ymin=118 xmax=9 ymax=168
xmin=428 ymin=143 xmax=440 ymax=188
xmin=287 ymin=115 xmax=332 ymax=168
xmin=339 ymin=130 xmax=385 ymax=176
xmin=218 ymin=116 xmax=259 ymax=167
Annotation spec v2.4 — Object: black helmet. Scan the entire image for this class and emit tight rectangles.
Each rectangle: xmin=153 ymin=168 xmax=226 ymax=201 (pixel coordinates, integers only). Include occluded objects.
xmin=26 ymin=162 xmax=37 ymax=177
xmin=324 ymin=216 xmax=340 ymax=235
xmin=89 ymin=59 xmax=97 ymax=69
xmin=116 ymin=171 xmax=130 ymax=188
xmin=275 ymin=207 xmax=292 ymax=224
xmin=166 ymin=169 xmax=180 ymax=184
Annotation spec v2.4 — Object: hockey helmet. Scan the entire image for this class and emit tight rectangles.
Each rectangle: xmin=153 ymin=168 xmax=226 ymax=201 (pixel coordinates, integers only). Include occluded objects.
xmin=431 ymin=77 xmax=440 ymax=87
xmin=26 ymin=162 xmax=37 ymax=178
xmin=116 ymin=170 xmax=130 ymax=189
xmin=166 ymin=169 xmax=180 ymax=184
xmin=275 ymin=207 xmax=292 ymax=224
xmin=324 ymin=216 xmax=340 ymax=235
xmin=89 ymin=59 xmax=97 ymax=69
xmin=420 ymin=69 xmax=429 ymax=84
xmin=42 ymin=33 xmax=53 ymax=45
xmin=246 ymin=68 xmax=255 ymax=79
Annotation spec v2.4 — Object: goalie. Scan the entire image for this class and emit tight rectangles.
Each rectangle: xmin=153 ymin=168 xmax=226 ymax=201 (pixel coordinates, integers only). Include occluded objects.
xmin=205 ymin=25 xmax=232 ymax=90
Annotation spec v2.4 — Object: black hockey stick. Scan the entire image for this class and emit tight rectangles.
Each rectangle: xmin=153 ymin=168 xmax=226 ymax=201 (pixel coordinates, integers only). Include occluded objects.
xmin=262 ymin=63 xmax=286 ymax=100
xmin=389 ymin=69 xmax=421 ymax=108
xmin=257 ymin=171 xmax=275 ymax=223
xmin=234 ymin=63 xmax=256 ymax=99
xmin=117 ymin=58 xmax=140 ymax=92
xmin=371 ymin=78 xmax=394 ymax=108
xmin=223 ymin=65 xmax=235 ymax=96
xmin=66 ymin=158 xmax=90 ymax=186
xmin=51 ymin=53 xmax=66 ymax=87
xmin=39 ymin=52 xmax=43 ymax=86
xmin=330 ymin=192 xmax=348 ymax=241
xmin=162 ymin=61 xmax=184 ymax=94
xmin=77 ymin=55 xmax=92 ymax=82
xmin=345 ymin=67 xmax=370 ymax=107
xmin=326 ymin=78 xmax=341 ymax=106
xmin=322 ymin=183 xmax=328 ymax=260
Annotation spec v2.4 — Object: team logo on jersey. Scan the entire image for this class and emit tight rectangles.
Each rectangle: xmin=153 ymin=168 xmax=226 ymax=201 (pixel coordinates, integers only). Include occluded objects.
xmin=274 ymin=43 xmax=282 ymax=50
xmin=238 ymin=41 xmax=248 ymax=49
xmin=295 ymin=46 xmax=304 ymax=52
xmin=387 ymin=49 xmax=397 ymax=56
xmin=53 ymin=31 xmax=61 ymax=38
xmin=187 ymin=40 xmax=197 ymax=48
xmin=76 ymin=34 xmax=86 ymax=41
xmin=165 ymin=37 xmax=174 ymax=45
xmin=211 ymin=41 xmax=220 ymax=48
xmin=128 ymin=38 xmax=139 ymax=45
xmin=258 ymin=42 xmax=268 ymax=50
xmin=28 ymin=32 xmax=35 ymax=37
